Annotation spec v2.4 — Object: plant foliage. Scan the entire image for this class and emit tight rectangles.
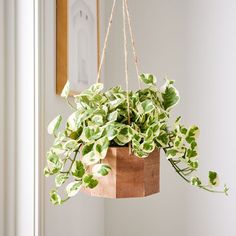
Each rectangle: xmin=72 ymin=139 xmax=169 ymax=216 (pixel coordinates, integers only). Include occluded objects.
xmin=45 ymin=74 xmax=228 ymax=205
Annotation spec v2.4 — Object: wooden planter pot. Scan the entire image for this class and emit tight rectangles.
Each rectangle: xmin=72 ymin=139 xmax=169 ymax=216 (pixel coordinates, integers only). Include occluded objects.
xmin=83 ymin=147 xmax=160 ymax=199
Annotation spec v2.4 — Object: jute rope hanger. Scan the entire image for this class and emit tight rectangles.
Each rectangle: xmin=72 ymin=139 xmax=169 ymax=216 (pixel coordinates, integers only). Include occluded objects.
xmin=96 ymin=0 xmax=141 ymax=155
xmin=96 ymin=0 xmax=141 ymax=90
xmin=124 ymin=0 xmax=141 ymax=88
xmin=122 ymin=0 xmax=132 ymax=154
xmin=96 ymin=0 xmax=117 ymax=84
xmin=122 ymin=0 xmax=130 ymax=126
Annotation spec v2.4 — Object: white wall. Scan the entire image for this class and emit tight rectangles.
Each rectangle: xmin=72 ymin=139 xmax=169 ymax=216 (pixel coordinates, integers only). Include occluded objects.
xmin=183 ymin=1 xmax=236 ymax=235
xmin=43 ymin=1 xmax=104 ymax=236
xmin=1 ymin=1 xmax=37 ymax=235
xmin=16 ymin=1 xmax=36 ymax=235
xmin=104 ymin=1 xmax=236 ymax=236
xmin=0 ymin=1 xmax=5 ymax=235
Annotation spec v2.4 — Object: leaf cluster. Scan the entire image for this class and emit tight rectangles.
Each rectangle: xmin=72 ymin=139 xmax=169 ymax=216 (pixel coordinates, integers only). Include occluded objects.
xmin=45 ymin=74 xmax=228 ymax=205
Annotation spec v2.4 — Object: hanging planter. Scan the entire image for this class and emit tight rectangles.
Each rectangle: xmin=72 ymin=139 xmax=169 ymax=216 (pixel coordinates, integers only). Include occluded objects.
xmin=82 ymin=147 xmax=160 ymax=198
xmin=45 ymin=0 xmax=228 ymax=205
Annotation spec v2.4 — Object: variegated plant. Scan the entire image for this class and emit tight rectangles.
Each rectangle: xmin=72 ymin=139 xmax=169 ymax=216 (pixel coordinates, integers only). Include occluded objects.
xmin=45 ymin=74 xmax=228 ymax=205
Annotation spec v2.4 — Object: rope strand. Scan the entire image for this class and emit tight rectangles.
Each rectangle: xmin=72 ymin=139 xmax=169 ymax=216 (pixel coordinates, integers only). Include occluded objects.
xmin=96 ymin=0 xmax=117 ymax=83
xmin=122 ymin=0 xmax=130 ymax=126
xmin=123 ymin=0 xmax=132 ymax=155
xmin=96 ymin=0 xmax=139 ymax=154
xmin=124 ymin=0 xmax=141 ymax=89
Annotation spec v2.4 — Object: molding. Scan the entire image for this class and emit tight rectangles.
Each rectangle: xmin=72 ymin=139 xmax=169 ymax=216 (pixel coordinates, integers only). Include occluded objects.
xmin=0 ymin=1 xmax=6 ymax=235
xmin=35 ymin=0 xmax=45 ymax=235
xmin=1 ymin=0 xmax=42 ymax=235
xmin=15 ymin=0 xmax=34 ymax=234
xmin=4 ymin=0 xmax=17 ymax=235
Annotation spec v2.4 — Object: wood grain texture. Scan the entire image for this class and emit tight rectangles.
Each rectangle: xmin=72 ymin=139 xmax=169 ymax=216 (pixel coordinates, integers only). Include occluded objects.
xmin=56 ymin=0 xmax=68 ymax=94
xmin=83 ymin=148 xmax=160 ymax=198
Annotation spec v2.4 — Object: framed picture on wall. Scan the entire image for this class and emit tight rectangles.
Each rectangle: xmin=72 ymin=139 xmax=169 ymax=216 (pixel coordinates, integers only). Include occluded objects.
xmin=56 ymin=0 xmax=100 ymax=95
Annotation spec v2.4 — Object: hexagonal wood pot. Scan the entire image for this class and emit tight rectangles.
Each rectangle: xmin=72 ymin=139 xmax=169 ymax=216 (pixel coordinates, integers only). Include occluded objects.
xmin=83 ymin=147 xmax=160 ymax=198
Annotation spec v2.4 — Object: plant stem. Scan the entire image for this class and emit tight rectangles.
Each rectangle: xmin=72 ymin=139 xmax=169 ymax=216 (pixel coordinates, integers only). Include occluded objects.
xmin=168 ymin=158 xmax=226 ymax=194
xmin=61 ymin=150 xmax=79 ymax=174
xmin=61 ymin=197 xmax=70 ymax=204
xmin=200 ymin=186 xmax=226 ymax=194
xmin=168 ymin=159 xmax=190 ymax=183
xmin=66 ymin=98 xmax=77 ymax=110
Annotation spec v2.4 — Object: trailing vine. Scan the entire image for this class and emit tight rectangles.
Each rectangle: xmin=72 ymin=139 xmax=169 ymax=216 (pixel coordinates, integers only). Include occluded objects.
xmin=45 ymin=75 xmax=228 ymax=205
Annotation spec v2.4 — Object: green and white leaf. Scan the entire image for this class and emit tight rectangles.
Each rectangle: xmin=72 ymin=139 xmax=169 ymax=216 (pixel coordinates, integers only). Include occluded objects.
xmin=137 ymin=100 xmax=155 ymax=115
xmin=161 ymin=79 xmax=179 ymax=110
xmin=47 ymin=152 xmax=63 ymax=172
xmin=44 ymin=167 xmax=51 ymax=177
xmin=155 ymin=132 xmax=169 ymax=148
xmin=108 ymin=98 xmax=125 ymax=110
xmin=61 ymin=81 xmax=70 ymax=98
xmin=48 ymin=115 xmax=62 ymax=135
xmin=186 ymin=126 xmax=199 ymax=144
xmin=88 ymin=83 xmax=104 ymax=93
xmin=94 ymin=137 xmax=109 ymax=159
xmin=72 ymin=161 xmax=85 ymax=178
xmin=191 ymin=177 xmax=202 ymax=186
xmin=82 ymin=126 xmax=104 ymax=142
xmin=55 ymin=173 xmax=69 ymax=187
xmin=140 ymin=73 xmax=157 ymax=85
xmin=91 ymin=114 xmax=104 ymax=126
xmin=107 ymin=110 xmax=118 ymax=122
xmin=92 ymin=164 xmax=111 ymax=177
xmin=105 ymin=124 xmax=119 ymax=140
xmin=82 ymin=143 xmax=100 ymax=165
xmin=83 ymin=174 xmax=98 ymax=189
xmin=67 ymin=111 xmax=81 ymax=131
xmin=166 ymin=148 xmax=185 ymax=159
xmin=140 ymin=141 xmax=155 ymax=154
xmin=116 ymin=126 xmax=133 ymax=145
xmin=53 ymin=131 xmax=66 ymax=146
xmin=66 ymin=181 xmax=82 ymax=197
xmin=63 ymin=140 xmax=79 ymax=151
xmin=209 ymin=171 xmax=219 ymax=187
xmin=50 ymin=190 xmax=62 ymax=205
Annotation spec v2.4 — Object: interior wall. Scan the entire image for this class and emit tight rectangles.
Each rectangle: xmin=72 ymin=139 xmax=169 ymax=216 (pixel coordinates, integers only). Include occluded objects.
xmin=16 ymin=1 xmax=36 ymax=235
xmin=182 ymin=1 xmax=236 ymax=235
xmin=104 ymin=0 xmax=236 ymax=236
xmin=1 ymin=1 xmax=38 ymax=235
xmin=0 ymin=1 xmax=5 ymax=235
xmin=43 ymin=1 xmax=105 ymax=236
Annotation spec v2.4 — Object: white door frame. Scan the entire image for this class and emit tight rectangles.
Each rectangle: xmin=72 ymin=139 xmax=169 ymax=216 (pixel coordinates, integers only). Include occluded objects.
xmin=2 ymin=0 xmax=17 ymax=235
xmin=0 ymin=0 xmax=43 ymax=235
xmin=35 ymin=0 xmax=45 ymax=235
xmin=0 ymin=1 xmax=6 ymax=235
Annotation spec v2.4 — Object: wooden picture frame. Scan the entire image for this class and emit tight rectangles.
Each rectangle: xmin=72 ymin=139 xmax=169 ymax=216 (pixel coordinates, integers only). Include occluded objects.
xmin=56 ymin=0 xmax=100 ymax=95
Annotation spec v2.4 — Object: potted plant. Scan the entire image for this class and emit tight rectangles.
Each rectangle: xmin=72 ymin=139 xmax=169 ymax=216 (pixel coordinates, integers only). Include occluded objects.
xmin=44 ymin=74 xmax=228 ymax=205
